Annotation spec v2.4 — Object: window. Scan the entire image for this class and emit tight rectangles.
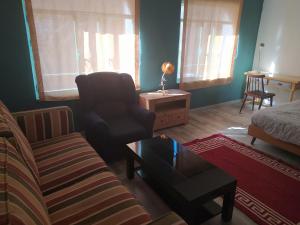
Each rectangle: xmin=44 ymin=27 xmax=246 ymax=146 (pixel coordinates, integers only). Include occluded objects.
xmin=178 ymin=0 xmax=243 ymax=90
xmin=24 ymin=0 xmax=139 ymax=100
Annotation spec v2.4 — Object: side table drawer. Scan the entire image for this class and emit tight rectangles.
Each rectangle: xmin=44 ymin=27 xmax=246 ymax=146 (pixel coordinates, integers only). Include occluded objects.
xmin=154 ymin=110 xmax=187 ymax=130
xmin=139 ymin=89 xmax=191 ymax=130
xmin=168 ymin=110 xmax=186 ymax=126
xmin=155 ymin=114 xmax=169 ymax=130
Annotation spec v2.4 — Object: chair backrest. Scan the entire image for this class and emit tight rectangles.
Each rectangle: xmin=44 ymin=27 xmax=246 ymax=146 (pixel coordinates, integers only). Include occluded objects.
xmin=75 ymin=72 xmax=137 ymax=118
xmin=245 ymin=74 xmax=265 ymax=93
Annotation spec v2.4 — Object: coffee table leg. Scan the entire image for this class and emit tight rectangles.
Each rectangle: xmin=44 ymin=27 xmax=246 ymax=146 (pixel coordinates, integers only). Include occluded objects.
xmin=222 ymin=187 xmax=236 ymax=222
xmin=126 ymin=152 xmax=135 ymax=179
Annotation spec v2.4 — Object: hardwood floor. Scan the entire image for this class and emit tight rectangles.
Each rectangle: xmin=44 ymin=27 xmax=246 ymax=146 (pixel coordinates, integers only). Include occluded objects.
xmin=109 ymin=100 xmax=300 ymax=225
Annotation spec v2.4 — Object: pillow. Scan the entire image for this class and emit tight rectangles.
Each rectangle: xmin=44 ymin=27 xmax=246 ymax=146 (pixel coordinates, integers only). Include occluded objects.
xmin=0 ymin=101 xmax=40 ymax=184
xmin=0 ymin=137 xmax=51 ymax=225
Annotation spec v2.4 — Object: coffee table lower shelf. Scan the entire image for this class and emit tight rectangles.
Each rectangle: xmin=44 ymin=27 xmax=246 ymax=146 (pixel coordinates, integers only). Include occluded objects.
xmin=136 ymin=170 xmax=222 ymax=225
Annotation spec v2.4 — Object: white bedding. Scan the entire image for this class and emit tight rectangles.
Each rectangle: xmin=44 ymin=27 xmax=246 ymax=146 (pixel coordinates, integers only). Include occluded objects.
xmin=251 ymin=100 xmax=300 ymax=146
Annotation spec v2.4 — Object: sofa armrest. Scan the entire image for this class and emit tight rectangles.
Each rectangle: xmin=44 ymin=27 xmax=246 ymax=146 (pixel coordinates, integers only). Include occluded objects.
xmin=12 ymin=106 xmax=74 ymax=143
xmin=147 ymin=212 xmax=187 ymax=225
xmin=130 ymin=105 xmax=155 ymax=135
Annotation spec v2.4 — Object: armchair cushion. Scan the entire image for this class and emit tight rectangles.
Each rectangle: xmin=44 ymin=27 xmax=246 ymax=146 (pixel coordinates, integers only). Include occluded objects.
xmin=106 ymin=116 xmax=149 ymax=144
xmin=94 ymin=102 xmax=128 ymax=120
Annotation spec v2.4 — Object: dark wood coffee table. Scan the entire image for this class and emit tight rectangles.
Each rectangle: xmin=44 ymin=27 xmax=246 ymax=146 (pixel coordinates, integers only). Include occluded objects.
xmin=126 ymin=135 xmax=236 ymax=225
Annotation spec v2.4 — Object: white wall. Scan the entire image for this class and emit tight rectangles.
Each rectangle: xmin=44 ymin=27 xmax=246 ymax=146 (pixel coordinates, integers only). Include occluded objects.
xmin=253 ymin=0 xmax=300 ymax=76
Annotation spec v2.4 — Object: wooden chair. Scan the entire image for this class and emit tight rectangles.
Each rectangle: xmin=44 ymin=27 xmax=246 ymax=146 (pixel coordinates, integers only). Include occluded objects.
xmin=240 ymin=74 xmax=275 ymax=113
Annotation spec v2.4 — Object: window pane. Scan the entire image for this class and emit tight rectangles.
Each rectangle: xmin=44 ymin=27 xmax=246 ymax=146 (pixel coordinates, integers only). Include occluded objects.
xmin=179 ymin=0 xmax=242 ymax=87
xmin=28 ymin=0 xmax=138 ymax=99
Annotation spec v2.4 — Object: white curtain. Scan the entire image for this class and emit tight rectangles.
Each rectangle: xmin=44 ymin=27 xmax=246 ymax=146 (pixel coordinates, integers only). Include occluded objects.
xmin=30 ymin=0 xmax=137 ymax=99
xmin=181 ymin=0 xmax=241 ymax=85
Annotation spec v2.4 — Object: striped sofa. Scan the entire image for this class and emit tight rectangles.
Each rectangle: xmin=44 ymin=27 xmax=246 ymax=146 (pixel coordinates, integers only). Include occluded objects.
xmin=0 ymin=101 xmax=186 ymax=225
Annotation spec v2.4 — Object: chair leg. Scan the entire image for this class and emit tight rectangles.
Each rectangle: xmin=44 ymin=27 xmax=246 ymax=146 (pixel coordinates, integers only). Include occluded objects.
xmin=252 ymin=97 xmax=255 ymax=111
xmin=258 ymin=98 xmax=263 ymax=110
xmin=270 ymin=97 xmax=273 ymax=107
xmin=251 ymin=137 xmax=256 ymax=145
xmin=239 ymin=94 xmax=247 ymax=113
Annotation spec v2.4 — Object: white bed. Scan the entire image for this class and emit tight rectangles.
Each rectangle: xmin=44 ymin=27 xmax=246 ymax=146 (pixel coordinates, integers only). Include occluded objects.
xmin=251 ymin=100 xmax=300 ymax=146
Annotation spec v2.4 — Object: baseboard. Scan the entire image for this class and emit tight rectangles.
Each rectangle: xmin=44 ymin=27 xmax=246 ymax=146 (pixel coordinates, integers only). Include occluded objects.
xmin=190 ymin=99 xmax=241 ymax=112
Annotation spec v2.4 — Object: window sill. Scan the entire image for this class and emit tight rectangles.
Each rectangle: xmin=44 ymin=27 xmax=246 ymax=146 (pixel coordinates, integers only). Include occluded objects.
xmin=38 ymin=86 xmax=141 ymax=102
xmin=179 ymin=77 xmax=233 ymax=90
xmin=38 ymin=95 xmax=80 ymax=102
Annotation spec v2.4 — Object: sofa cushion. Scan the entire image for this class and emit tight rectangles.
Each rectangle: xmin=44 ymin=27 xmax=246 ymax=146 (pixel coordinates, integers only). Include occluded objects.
xmin=44 ymin=171 xmax=151 ymax=225
xmin=31 ymin=133 xmax=109 ymax=195
xmin=13 ymin=107 xmax=74 ymax=143
xmin=0 ymin=137 xmax=51 ymax=225
xmin=0 ymin=101 xmax=40 ymax=185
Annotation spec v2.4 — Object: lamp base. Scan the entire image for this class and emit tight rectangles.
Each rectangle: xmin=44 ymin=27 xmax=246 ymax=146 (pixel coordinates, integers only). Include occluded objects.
xmin=157 ymin=89 xmax=168 ymax=95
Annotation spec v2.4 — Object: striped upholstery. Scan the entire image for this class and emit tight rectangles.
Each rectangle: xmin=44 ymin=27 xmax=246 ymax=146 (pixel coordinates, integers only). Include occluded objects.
xmin=0 ymin=102 xmax=13 ymax=137
xmin=32 ymin=133 xmax=109 ymax=196
xmin=0 ymin=101 xmax=17 ymax=127
xmin=0 ymin=137 xmax=51 ymax=225
xmin=32 ymin=132 xmax=152 ymax=225
xmin=13 ymin=106 xmax=74 ymax=144
xmin=45 ymin=172 xmax=151 ymax=225
xmin=0 ymin=101 xmax=40 ymax=185
xmin=0 ymin=116 xmax=11 ymax=137
xmin=0 ymin=101 xmax=187 ymax=225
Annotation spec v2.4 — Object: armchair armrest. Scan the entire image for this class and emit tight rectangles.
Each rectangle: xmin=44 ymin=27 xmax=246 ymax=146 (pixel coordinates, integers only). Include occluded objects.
xmin=83 ymin=111 xmax=110 ymax=145
xmin=130 ymin=105 xmax=155 ymax=135
xmin=12 ymin=106 xmax=74 ymax=143
xmin=147 ymin=212 xmax=187 ymax=225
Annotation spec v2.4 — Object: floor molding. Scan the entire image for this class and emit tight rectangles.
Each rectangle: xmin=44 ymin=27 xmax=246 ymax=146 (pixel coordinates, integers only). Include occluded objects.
xmin=191 ymin=99 xmax=241 ymax=112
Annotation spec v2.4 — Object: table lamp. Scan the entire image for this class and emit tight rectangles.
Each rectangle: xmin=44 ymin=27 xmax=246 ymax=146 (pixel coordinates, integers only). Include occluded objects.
xmin=258 ymin=42 xmax=265 ymax=72
xmin=159 ymin=61 xmax=174 ymax=95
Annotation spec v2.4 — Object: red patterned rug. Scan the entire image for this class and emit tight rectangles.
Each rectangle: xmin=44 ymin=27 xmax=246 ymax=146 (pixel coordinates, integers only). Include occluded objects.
xmin=184 ymin=134 xmax=300 ymax=225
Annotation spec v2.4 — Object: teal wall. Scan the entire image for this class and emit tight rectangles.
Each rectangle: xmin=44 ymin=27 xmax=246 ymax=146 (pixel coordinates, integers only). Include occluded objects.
xmin=0 ymin=0 xmax=79 ymax=111
xmin=140 ymin=0 xmax=264 ymax=108
xmin=139 ymin=0 xmax=181 ymax=91
xmin=189 ymin=0 xmax=264 ymax=107
xmin=0 ymin=0 xmax=263 ymax=128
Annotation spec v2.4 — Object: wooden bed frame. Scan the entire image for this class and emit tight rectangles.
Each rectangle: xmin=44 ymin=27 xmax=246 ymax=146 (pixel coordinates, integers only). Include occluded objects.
xmin=248 ymin=124 xmax=300 ymax=156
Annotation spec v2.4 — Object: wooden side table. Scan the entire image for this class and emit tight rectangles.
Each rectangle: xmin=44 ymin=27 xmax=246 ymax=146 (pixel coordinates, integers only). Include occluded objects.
xmin=264 ymin=74 xmax=300 ymax=101
xmin=245 ymin=71 xmax=300 ymax=102
xmin=139 ymin=89 xmax=191 ymax=130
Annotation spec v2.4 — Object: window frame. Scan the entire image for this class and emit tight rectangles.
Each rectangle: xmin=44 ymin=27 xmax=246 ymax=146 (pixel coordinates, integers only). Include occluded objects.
xmin=178 ymin=0 xmax=244 ymax=90
xmin=24 ymin=0 xmax=140 ymax=101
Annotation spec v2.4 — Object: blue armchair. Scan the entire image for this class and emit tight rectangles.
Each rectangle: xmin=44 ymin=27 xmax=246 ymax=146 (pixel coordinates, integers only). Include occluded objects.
xmin=75 ymin=72 xmax=155 ymax=161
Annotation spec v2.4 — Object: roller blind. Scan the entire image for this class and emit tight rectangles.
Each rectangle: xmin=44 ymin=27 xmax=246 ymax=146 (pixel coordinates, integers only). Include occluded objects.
xmin=179 ymin=0 xmax=243 ymax=89
xmin=25 ymin=0 xmax=139 ymax=100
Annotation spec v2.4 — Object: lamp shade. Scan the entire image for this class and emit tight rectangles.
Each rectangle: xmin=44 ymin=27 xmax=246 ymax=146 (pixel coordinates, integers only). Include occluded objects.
xmin=161 ymin=62 xmax=175 ymax=75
